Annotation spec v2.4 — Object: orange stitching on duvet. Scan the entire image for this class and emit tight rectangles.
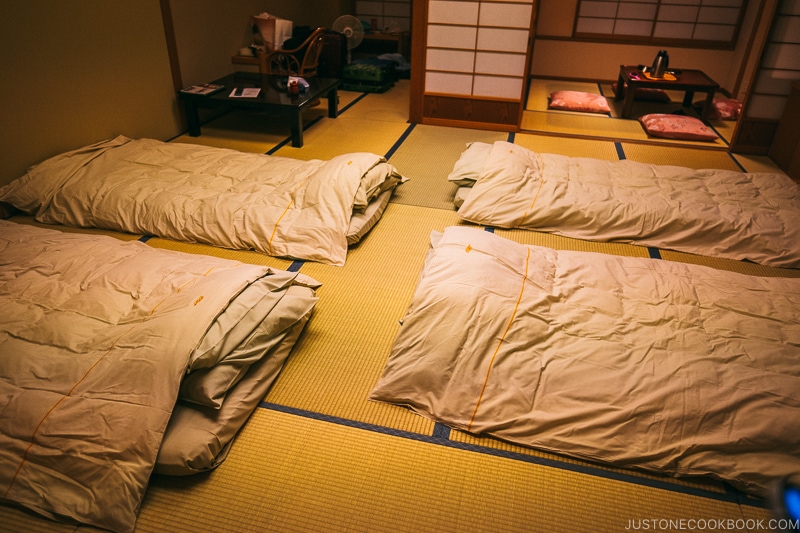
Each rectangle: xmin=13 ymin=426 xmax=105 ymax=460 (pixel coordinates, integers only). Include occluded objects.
xmin=268 ymin=178 xmax=310 ymax=254
xmin=268 ymin=199 xmax=294 ymax=253
xmin=150 ymin=271 xmax=210 ymax=315
xmin=3 ymin=264 xmax=230 ymax=496
xmin=467 ymin=247 xmax=530 ymax=432
xmin=3 ymin=324 xmax=137 ymax=499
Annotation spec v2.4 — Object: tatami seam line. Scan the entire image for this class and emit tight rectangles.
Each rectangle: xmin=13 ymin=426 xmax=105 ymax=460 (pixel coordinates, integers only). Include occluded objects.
xmin=257 ymin=401 xmax=765 ymax=509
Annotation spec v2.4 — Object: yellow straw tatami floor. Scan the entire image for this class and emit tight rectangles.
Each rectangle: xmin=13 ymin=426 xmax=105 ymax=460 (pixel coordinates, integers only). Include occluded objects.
xmin=3 ymin=79 xmax=798 ymax=533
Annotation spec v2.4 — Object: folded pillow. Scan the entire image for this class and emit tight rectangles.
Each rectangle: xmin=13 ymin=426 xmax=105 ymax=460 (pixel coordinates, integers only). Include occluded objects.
xmin=612 ymin=83 xmax=671 ymax=103
xmin=548 ymin=91 xmax=611 ymax=114
xmin=353 ymin=161 xmax=406 ymax=210
xmin=447 ymin=142 xmax=493 ymax=186
xmin=179 ymin=272 xmax=314 ymax=409
xmin=639 ymin=113 xmax=719 ymax=142
xmin=694 ymin=96 xmax=742 ymax=120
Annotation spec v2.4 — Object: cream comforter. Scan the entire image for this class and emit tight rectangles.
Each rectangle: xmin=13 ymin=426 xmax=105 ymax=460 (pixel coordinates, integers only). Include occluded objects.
xmin=370 ymin=226 xmax=800 ymax=495
xmin=0 ymin=136 xmax=406 ymax=266
xmin=0 ymin=220 xmax=319 ymax=532
xmin=451 ymin=141 xmax=800 ymax=268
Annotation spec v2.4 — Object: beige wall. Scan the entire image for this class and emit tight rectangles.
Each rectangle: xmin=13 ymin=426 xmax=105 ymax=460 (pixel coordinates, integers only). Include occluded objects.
xmin=0 ymin=1 xmax=180 ymax=186
xmin=532 ymin=0 xmax=768 ymax=98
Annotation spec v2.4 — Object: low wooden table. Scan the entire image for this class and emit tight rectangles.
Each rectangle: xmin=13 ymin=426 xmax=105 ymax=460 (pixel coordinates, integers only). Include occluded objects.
xmin=179 ymin=72 xmax=340 ymax=147
xmin=615 ymin=65 xmax=719 ymax=120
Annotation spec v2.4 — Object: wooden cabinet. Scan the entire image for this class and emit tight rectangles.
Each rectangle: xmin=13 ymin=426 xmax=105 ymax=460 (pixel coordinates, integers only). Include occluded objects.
xmin=769 ymin=81 xmax=800 ymax=181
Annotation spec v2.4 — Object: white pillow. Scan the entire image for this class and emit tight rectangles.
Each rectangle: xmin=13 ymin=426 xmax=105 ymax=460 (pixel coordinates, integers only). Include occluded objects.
xmin=447 ymin=142 xmax=493 ymax=186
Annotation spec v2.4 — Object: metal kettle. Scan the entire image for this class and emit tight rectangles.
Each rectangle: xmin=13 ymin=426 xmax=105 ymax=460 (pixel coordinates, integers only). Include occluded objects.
xmin=651 ymin=50 xmax=669 ymax=78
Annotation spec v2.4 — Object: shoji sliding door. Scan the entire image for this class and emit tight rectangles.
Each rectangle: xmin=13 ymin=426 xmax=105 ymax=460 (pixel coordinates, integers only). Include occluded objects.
xmin=409 ymin=0 xmax=537 ymax=131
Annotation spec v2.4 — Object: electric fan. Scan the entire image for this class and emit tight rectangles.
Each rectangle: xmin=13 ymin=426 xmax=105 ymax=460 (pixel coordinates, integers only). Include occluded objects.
xmin=332 ymin=15 xmax=364 ymax=62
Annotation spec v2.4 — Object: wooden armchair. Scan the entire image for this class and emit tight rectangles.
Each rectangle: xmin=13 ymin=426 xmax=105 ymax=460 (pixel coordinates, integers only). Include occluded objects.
xmin=258 ymin=27 xmax=326 ymax=77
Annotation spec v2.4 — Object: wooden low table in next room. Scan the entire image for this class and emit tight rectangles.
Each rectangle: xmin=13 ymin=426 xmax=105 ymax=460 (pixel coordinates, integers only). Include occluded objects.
xmin=615 ymin=65 xmax=719 ymax=121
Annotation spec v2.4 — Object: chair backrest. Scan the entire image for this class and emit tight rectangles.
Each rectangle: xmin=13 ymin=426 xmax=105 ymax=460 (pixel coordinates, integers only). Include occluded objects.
xmin=263 ymin=27 xmax=327 ymax=77
xmin=299 ymin=29 xmax=326 ymax=77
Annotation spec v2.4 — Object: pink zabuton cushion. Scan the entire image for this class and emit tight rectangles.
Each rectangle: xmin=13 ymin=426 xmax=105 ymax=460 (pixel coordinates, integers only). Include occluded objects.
xmin=548 ymin=91 xmax=611 ymax=114
xmin=694 ymin=96 xmax=743 ymax=120
xmin=639 ymin=114 xmax=719 ymax=142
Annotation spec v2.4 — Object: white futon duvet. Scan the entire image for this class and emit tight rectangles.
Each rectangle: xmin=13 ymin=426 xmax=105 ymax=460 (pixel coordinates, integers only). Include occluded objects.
xmin=0 ymin=220 xmax=319 ymax=532
xmin=0 ymin=136 xmax=406 ymax=265
xmin=371 ymin=226 xmax=800 ymax=495
xmin=450 ymin=141 xmax=800 ymax=268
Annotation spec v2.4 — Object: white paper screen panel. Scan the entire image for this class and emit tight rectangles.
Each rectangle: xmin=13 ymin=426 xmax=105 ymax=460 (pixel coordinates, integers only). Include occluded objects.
xmin=425 ymin=71 xmax=474 ymax=93
xmin=479 ymin=3 xmax=532 ymax=28
xmin=477 ymin=28 xmax=529 ymax=52
xmin=475 ymin=51 xmax=526 ymax=76
xmin=473 ymin=75 xmax=524 ymax=98
xmin=575 ymin=0 xmax=746 ymax=44
xmin=427 ymin=48 xmax=476 ymax=72
xmin=428 ymin=1 xmax=479 ymax=24
xmin=427 ymin=24 xmax=478 ymax=48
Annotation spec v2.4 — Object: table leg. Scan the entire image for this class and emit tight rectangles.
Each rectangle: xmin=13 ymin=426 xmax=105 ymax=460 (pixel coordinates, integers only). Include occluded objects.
xmin=327 ymin=88 xmax=338 ymax=118
xmin=700 ymin=90 xmax=716 ymax=121
xmin=622 ymin=82 xmax=637 ymax=118
xmin=614 ymin=72 xmax=625 ymax=101
xmin=183 ymin=99 xmax=201 ymax=136
xmin=682 ymin=90 xmax=696 ymax=108
xmin=289 ymin=109 xmax=303 ymax=148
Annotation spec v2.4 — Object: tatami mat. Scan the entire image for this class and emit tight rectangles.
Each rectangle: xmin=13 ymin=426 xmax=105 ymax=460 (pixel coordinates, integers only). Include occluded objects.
xmin=521 ymin=109 xmax=646 ymax=139
xmin=513 ymin=132 xmax=621 ymax=160
xmin=446 ymin=428 xmax=730 ymax=494
xmin=135 ymin=408 xmax=766 ymax=533
xmin=264 ymin=203 xmax=462 ymax=432
xmin=495 ymin=227 xmax=651 ymax=258
xmin=389 ymin=124 xmax=507 ymax=210
xmin=733 ymin=153 xmax=790 ymax=173
xmin=272 ymin=82 xmax=414 ymax=161
xmin=620 ymin=143 xmax=742 ymax=169
xmin=334 ymin=82 xmax=411 ymax=124
xmin=275 ymin=114 xmax=411 ymax=160
xmin=659 ymin=249 xmax=800 ymax=278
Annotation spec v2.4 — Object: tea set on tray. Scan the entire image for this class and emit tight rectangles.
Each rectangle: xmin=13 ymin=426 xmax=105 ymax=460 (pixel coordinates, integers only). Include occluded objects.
xmin=639 ymin=50 xmax=680 ymax=80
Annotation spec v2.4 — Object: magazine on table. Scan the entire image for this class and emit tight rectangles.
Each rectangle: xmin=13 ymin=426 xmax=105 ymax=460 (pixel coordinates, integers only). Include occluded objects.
xmin=229 ymin=87 xmax=261 ymax=98
xmin=180 ymin=83 xmax=224 ymax=95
